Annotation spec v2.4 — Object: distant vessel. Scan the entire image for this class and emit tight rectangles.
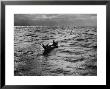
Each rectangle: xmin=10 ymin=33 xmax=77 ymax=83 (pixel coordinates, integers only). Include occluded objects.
xmin=41 ymin=40 xmax=58 ymax=56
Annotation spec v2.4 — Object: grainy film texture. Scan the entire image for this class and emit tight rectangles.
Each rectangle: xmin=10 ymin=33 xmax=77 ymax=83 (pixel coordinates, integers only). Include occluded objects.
xmin=14 ymin=14 xmax=97 ymax=76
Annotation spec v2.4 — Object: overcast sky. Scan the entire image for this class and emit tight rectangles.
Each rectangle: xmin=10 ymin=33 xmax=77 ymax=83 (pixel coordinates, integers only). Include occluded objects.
xmin=14 ymin=14 xmax=97 ymax=26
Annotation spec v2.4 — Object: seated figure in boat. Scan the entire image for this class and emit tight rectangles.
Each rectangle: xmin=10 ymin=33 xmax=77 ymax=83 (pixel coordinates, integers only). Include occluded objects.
xmin=41 ymin=40 xmax=58 ymax=56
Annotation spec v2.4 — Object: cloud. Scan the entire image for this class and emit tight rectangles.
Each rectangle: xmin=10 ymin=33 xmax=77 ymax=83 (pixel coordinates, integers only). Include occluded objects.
xmin=31 ymin=14 xmax=62 ymax=20
xmin=14 ymin=14 xmax=97 ymax=26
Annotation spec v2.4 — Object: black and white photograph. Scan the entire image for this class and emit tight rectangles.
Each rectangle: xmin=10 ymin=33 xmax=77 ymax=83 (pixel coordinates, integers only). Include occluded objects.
xmin=14 ymin=14 xmax=97 ymax=76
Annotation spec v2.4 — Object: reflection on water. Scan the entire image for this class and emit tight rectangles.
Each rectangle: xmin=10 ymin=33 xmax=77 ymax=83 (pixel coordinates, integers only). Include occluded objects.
xmin=14 ymin=26 xmax=97 ymax=76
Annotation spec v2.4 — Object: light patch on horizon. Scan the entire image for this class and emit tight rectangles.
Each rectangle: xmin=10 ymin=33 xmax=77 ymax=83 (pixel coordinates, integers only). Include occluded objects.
xmin=31 ymin=14 xmax=62 ymax=20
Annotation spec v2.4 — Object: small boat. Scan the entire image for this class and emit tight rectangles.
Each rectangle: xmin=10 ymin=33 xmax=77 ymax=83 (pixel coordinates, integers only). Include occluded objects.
xmin=41 ymin=40 xmax=58 ymax=56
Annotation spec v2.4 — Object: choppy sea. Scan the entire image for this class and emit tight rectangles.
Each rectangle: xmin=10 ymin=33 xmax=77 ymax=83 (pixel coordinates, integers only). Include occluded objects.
xmin=14 ymin=26 xmax=97 ymax=76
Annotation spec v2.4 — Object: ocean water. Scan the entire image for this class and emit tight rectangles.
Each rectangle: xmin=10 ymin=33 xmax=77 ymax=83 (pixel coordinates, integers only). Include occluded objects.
xmin=14 ymin=26 xmax=97 ymax=76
